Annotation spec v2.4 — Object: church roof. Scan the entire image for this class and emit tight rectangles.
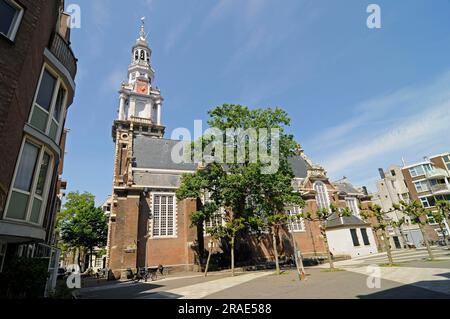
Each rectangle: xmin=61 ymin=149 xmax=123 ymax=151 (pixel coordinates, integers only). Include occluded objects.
xmin=288 ymin=156 xmax=309 ymax=178
xmin=133 ymin=135 xmax=311 ymax=177
xmin=325 ymin=214 xmax=369 ymax=229
xmin=133 ymin=135 xmax=197 ymax=171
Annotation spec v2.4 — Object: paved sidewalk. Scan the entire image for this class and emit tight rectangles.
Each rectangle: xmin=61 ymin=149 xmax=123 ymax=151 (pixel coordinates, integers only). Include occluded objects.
xmin=323 ymin=247 xmax=450 ymax=268
xmin=140 ymin=271 xmax=271 ymax=299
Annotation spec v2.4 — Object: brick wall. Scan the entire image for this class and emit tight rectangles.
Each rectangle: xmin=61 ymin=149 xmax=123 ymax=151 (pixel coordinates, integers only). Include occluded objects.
xmin=0 ymin=0 xmax=58 ymax=216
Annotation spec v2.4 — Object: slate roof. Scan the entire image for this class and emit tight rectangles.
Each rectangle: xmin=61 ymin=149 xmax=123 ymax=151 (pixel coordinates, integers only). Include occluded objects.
xmin=333 ymin=181 xmax=360 ymax=195
xmin=134 ymin=135 xmax=311 ymax=175
xmin=133 ymin=135 xmax=197 ymax=171
xmin=325 ymin=213 xmax=369 ymax=229
xmin=288 ymin=156 xmax=309 ymax=178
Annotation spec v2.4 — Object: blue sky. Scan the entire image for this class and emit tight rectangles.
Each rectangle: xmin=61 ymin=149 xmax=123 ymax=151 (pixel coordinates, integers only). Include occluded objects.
xmin=64 ymin=0 xmax=450 ymax=205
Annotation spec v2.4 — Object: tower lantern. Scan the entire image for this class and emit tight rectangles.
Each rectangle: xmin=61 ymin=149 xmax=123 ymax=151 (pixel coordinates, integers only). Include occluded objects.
xmin=114 ymin=19 xmax=164 ymax=139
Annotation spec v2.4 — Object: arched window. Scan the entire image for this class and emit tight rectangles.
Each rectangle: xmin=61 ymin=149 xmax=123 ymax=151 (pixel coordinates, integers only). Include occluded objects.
xmin=140 ymin=50 xmax=145 ymax=60
xmin=314 ymin=181 xmax=330 ymax=211
xmin=134 ymin=51 xmax=138 ymax=61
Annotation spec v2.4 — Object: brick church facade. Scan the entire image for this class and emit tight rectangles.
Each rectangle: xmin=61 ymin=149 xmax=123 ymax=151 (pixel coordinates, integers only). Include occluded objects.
xmin=106 ymin=22 xmax=375 ymax=279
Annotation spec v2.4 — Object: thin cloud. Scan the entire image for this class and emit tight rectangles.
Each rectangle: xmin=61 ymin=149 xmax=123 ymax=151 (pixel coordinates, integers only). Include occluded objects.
xmin=315 ymin=70 xmax=450 ymax=184
xmin=164 ymin=16 xmax=192 ymax=53
xmin=311 ymin=71 xmax=450 ymax=151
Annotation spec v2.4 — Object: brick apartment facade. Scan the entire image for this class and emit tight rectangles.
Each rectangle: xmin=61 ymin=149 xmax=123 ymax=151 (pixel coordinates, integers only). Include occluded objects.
xmin=402 ymin=153 xmax=450 ymax=242
xmin=0 ymin=0 xmax=77 ymax=277
xmin=106 ymin=23 xmax=377 ymax=279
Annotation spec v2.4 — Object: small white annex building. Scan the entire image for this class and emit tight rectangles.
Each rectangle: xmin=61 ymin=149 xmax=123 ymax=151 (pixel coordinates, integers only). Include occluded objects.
xmin=326 ymin=215 xmax=378 ymax=258
xmin=325 ymin=178 xmax=379 ymax=258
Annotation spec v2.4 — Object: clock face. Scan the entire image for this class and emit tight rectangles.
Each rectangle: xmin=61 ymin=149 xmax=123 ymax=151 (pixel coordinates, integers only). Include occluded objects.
xmin=136 ymin=81 xmax=148 ymax=95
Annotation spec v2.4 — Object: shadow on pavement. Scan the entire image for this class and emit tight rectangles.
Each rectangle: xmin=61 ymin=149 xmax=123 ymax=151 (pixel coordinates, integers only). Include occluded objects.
xmin=358 ymin=273 xmax=450 ymax=299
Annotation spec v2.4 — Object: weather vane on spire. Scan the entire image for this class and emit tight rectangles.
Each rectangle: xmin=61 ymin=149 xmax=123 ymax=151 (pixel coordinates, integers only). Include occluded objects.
xmin=139 ymin=17 xmax=146 ymax=39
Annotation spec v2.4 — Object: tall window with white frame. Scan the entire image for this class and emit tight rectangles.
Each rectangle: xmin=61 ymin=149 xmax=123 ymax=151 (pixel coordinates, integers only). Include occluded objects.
xmin=0 ymin=0 xmax=23 ymax=41
xmin=28 ymin=67 xmax=68 ymax=143
xmin=152 ymin=194 xmax=176 ymax=237
xmin=286 ymin=206 xmax=305 ymax=232
xmin=346 ymin=197 xmax=360 ymax=217
xmin=5 ymin=140 xmax=54 ymax=225
xmin=314 ymin=181 xmax=331 ymax=211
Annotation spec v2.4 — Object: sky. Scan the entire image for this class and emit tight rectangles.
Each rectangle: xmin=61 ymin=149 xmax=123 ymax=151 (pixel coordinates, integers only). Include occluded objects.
xmin=64 ymin=0 xmax=450 ymax=205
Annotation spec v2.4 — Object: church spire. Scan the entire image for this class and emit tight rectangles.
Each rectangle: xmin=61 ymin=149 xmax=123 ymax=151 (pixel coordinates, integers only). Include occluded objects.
xmin=139 ymin=17 xmax=146 ymax=41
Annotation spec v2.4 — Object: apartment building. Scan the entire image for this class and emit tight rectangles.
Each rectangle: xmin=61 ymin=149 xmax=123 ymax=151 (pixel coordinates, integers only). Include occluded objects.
xmin=373 ymin=165 xmax=424 ymax=248
xmin=0 ymin=0 xmax=77 ymax=278
xmin=402 ymin=153 xmax=450 ymax=242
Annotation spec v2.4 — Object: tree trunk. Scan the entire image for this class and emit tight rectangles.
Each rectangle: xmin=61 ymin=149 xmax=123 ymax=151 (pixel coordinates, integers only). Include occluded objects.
xmin=442 ymin=219 xmax=450 ymax=250
xmin=271 ymin=227 xmax=280 ymax=275
xmin=77 ymin=248 xmax=82 ymax=271
xmin=322 ymin=229 xmax=334 ymax=270
xmin=398 ymin=228 xmax=408 ymax=249
xmin=231 ymin=235 xmax=235 ymax=277
xmin=383 ymin=230 xmax=394 ymax=266
xmin=290 ymin=229 xmax=306 ymax=280
xmin=204 ymin=243 xmax=213 ymax=277
xmin=419 ymin=223 xmax=434 ymax=260
xmin=89 ymin=248 xmax=94 ymax=268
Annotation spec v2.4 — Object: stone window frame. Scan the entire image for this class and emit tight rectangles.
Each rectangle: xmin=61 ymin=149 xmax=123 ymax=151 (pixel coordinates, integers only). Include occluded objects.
xmin=150 ymin=192 xmax=177 ymax=239
xmin=4 ymin=136 xmax=55 ymax=226
xmin=0 ymin=0 xmax=24 ymax=42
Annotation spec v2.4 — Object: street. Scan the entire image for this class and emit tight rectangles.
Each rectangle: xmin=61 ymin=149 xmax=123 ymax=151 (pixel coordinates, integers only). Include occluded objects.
xmin=78 ymin=248 xmax=450 ymax=299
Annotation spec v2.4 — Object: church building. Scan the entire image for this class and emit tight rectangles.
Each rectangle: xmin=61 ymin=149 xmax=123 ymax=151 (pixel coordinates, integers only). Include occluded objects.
xmin=106 ymin=22 xmax=376 ymax=279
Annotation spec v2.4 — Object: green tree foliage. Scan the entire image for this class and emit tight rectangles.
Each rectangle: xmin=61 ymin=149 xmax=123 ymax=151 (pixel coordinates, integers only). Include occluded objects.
xmin=177 ymin=104 xmax=301 ymax=276
xmin=361 ymin=204 xmax=395 ymax=266
xmin=394 ymin=201 xmax=434 ymax=260
xmin=0 ymin=257 xmax=49 ymax=299
xmin=59 ymin=192 xmax=108 ymax=269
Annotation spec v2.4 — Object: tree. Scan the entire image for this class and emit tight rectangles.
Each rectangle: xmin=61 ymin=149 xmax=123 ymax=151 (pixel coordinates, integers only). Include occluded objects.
xmin=395 ymin=201 xmax=434 ymax=260
xmin=177 ymin=104 xmax=299 ymax=276
xmin=189 ymin=200 xmax=221 ymax=276
xmin=303 ymin=205 xmax=352 ymax=270
xmin=391 ymin=217 xmax=408 ymax=249
xmin=59 ymin=192 xmax=108 ymax=269
xmin=250 ymin=175 xmax=304 ymax=275
xmin=361 ymin=204 xmax=395 ymax=266
xmin=432 ymin=200 xmax=450 ymax=250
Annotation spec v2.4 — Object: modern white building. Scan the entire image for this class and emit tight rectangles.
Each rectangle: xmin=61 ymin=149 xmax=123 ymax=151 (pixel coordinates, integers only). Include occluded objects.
xmin=372 ymin=165 xmax=424 ymax=248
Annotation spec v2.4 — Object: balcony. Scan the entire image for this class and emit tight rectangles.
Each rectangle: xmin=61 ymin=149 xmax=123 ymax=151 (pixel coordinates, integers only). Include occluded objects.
xmin=425 ymin=168 xmax=449 ymax=179
xmin=431 ymin=184 xmax=450 ymax=194
xmin=130 ymin=116 xmax=153 ymax=126
xmin=49 ymin=32 xmax=77 ymax=80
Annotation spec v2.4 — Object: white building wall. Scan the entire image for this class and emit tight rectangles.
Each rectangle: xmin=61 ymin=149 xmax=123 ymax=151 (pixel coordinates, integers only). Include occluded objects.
xmin=326 ymin=227 xmax=378 ymax=258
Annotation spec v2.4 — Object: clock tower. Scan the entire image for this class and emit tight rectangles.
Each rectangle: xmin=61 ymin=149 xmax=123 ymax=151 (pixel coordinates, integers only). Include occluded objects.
xmin=114 ymin=18 xmax=164 ymax=139
xmin=110 ymin=19 xmax=165 ymax=193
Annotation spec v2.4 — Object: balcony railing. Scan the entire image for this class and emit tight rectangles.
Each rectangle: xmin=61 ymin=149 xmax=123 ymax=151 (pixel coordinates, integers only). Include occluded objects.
xmin=431 ymin=184 xmax=450 ymax=194
xmin=130 ymin=116 xmax=153 ymax=126
xmin=425 ymin=168 xmax=449 ymax=179
xmin=49 ymin=32 xmax=77 ymax=79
